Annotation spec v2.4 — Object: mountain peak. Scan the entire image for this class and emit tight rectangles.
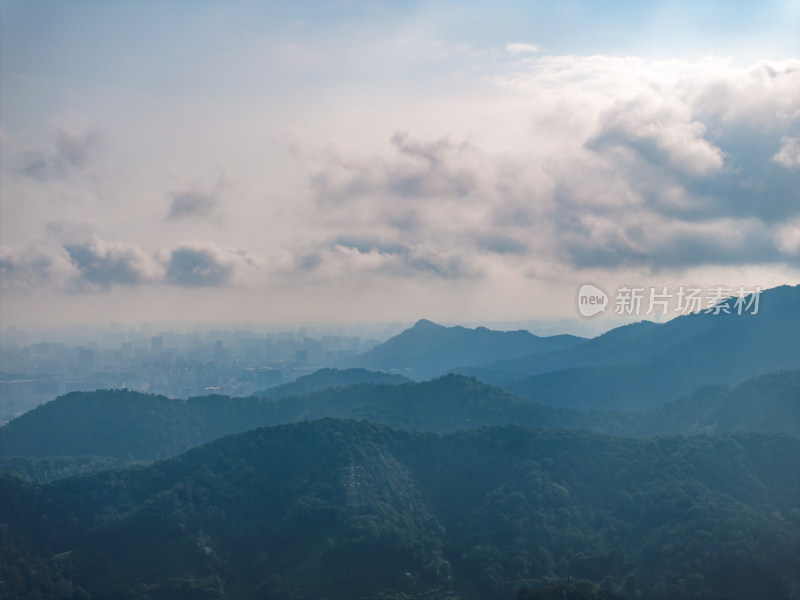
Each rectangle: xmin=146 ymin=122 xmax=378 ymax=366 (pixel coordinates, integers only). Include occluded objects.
xmin=413 ymin=318 xmax=441 ymax=329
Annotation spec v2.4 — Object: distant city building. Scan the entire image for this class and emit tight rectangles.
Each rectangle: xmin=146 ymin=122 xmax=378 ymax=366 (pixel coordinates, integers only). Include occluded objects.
xmin=295 ymin=349 xmax=308 ymax=365
xmin=77 ymin=348 xmax=94 ymax=371
xmin=0 ymin=322 xmax=395 ymax=421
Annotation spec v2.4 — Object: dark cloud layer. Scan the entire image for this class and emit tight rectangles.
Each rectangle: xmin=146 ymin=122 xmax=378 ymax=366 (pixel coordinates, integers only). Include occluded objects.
xmin=64 ymin=241 xmax=157 ymax=288
xmin=165 ymin=245 xmax=233 ymax=286
xmin=17 ymin=123 xmax=100 ymax=182
xmin=164 ymin=170 xmax=231 ymax=222
xmin=166 ymin=191 xmax=219 ymax=220
xmin=2 ymin=237 xmax=269 ymax=293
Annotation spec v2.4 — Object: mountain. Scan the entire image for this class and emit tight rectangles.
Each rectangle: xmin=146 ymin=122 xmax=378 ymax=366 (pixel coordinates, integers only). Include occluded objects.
xmin=0 ymin=389 xmax=276 ymax=461
xmin=2 ymin=370 xmax=798 ymax=477
xmin=0 ymin=377 xmax=583 ymax=466
xmin=273 ymin=374 xmax=593 ymax=432
xmin=695 ymin=369 xmax=800 ymax=434
xmin=254 ymin=367 xmax=410 ymax=398
xmin=452 ymin=320 xmax=663 ymax=383
xmin=2 ymin=419 xmax=798 ymax=600
xmin=0 ymin=455 xmax=129 ymax=483
xmin=609 ymin=369 xmax=800 ymax=437
xmin=341 ymin=318 xmax=585 ymax=379
xmin=490 ymin=285 xmax=800 ymax=410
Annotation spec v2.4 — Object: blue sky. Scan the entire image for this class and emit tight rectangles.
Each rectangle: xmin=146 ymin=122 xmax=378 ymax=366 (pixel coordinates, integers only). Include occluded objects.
xmin=1 ymin=0 xmax=799 ymax=327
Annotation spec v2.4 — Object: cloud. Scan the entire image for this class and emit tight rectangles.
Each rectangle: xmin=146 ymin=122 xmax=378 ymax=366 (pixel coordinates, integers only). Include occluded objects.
xmin=63 ymin=238 xmax=164 ymax=289
xmin=587 ymin=92 xmax=725 ymax=177
xmin=773 ymin=136 xmax=800 ymax=169
xmin=473 ymin=233 xmax=528 ymax=255
xmin=2 ymin=235 xmax=270 ymax=292
xmin=45 ymin=220 xmax=99 ymax=241
xmin=299 ymin=242 xmax=482 ymax=281
xmin=505 ymin=42 xmax=538 ymax=56
xmin=165 ymin=241 xmax=264 ymax=287
xmin=165 ymin=169 xmax=231 ymax=221
xmin=1 ymin=236 xmax=161 ymax=292
xmin=55 ymin=122 xmax=98 ymax=168
xmin=17 ymin=117 xmax=100 ymax=182
xmin=691 ymin=60 xmax=800 ymax=131
xmin=18 ymin=152 xmax=63 ymax=181
xmin=558 ymin=216 xmax=782 ymax=270
xmin=300 ymin=130 xmax=538 ymax=281
xmin=5 ymin=54 xmax=799 ymax=309
xmin=311 ymin=131 xmax=478 ymax=206
xmin=1 ymin=223 xmax=158 ymax=293
xmin=492 ymin=56 xmax=799 ymax=268
xmin=0 ymin=245 xmax=80 ymax=291
xmin=166 ymin=191 xmax=219 ymax=220
xmin=294 ymin=57 xmax=800 ymax=280
xmin=775 ymin=220 xmax=800 ymax=256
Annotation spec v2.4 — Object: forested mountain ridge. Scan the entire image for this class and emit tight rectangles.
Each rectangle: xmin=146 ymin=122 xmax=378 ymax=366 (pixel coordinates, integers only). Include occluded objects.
xmin=0 ymin=389 xmax=272 ymax=460
xmin=2 ymin=370 xmax=798 ymax=476
xmin=2 ymin=420 xmax=798 ymax=600
xmin=639 ymin=369 xmax=800 ymax=436
xmin=254 ymin=367 xmax=410 ymax=398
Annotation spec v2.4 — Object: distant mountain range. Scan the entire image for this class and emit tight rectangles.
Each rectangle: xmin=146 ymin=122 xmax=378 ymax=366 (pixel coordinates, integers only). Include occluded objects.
xmin=2 ymin=419 xmax=798 ymax=600
xmin=347 ymin=285 xmax=800 ymax=411
xmin=339 ymin=318 xmax=585 ymax=379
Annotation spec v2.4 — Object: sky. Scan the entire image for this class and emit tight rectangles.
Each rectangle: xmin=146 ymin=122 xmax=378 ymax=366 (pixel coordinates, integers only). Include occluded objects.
xmin=1 ymin=0 xmax=799 ymax=329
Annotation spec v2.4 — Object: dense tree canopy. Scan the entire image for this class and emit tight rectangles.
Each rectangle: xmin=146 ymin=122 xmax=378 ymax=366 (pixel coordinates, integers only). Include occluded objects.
xmin=2 ymin=370 xmax=797 ymax=475
xmin=2 ymin=420 xmax=798 ymax=599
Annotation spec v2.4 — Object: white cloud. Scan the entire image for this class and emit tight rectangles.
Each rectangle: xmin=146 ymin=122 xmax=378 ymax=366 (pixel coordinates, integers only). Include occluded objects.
xmin=775 ymin=220 xmax=800 ymax=255
xmin=505 ymin=42 xmax=538 ymax=56
xmin=589 ymin=91 xmax=725 ymax=177
xmin=293 ymin=56 xmax=798 ymax=280
xmin=690 ymin=60 xmax=800 ymax=130
xmin=773 ymin=136 xmax=800 ymax=169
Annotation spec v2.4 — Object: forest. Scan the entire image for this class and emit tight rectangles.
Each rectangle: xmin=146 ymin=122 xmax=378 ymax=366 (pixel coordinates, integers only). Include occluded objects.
xmin=1 ymin=369 xmax=798 ymax=473
xmin=2 ymin=419 xmax=799 ymax=599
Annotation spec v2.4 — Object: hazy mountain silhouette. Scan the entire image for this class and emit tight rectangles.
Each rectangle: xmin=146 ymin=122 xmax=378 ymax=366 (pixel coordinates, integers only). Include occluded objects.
xmin=453 ymin=285 xmax=800 ymax=410
xmin=453 ymin=320 xmax=662 ymax=383
xmin=342 ymin=318 xmax=585 ymax=379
